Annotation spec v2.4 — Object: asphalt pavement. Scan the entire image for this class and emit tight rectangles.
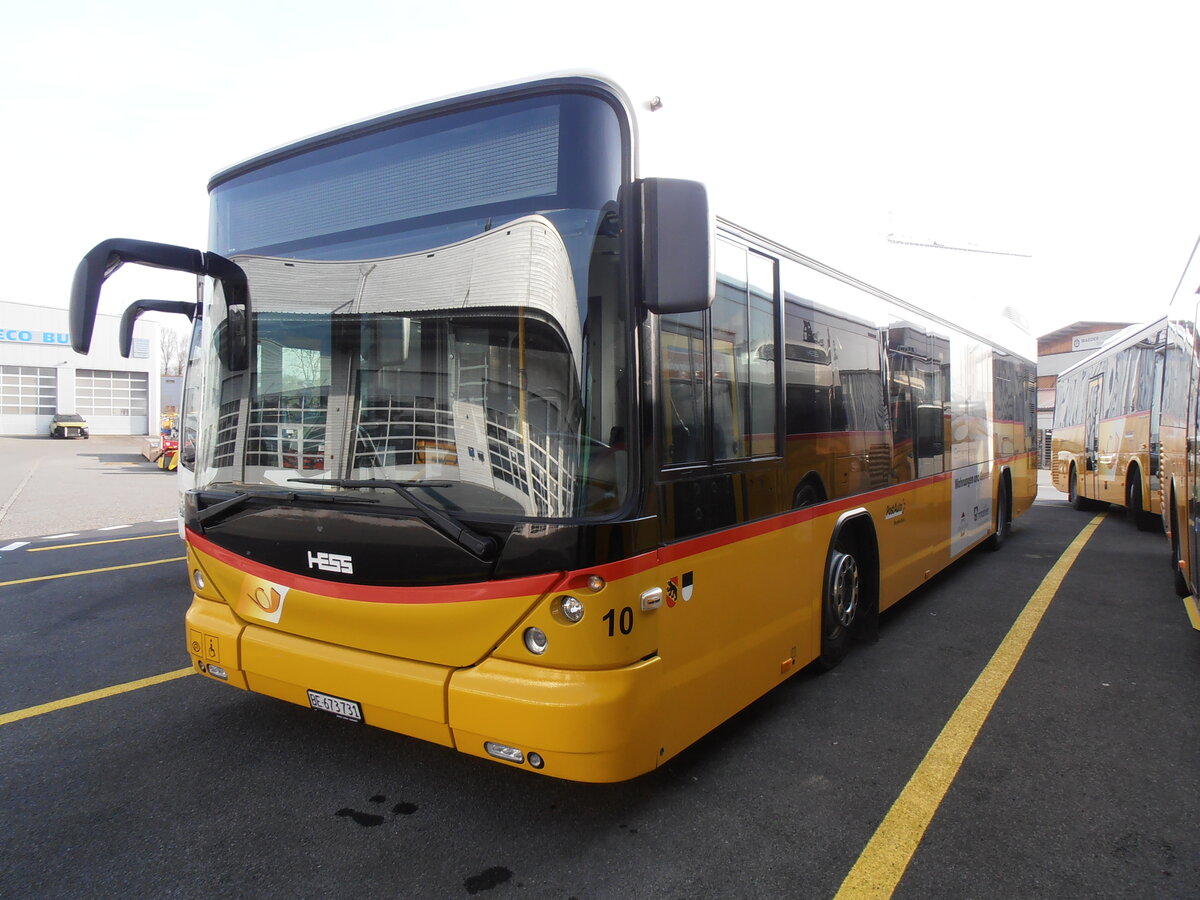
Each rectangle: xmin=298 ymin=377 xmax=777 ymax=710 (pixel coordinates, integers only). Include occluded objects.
xmin=0 ymin=435 xmax=181 ymax=541
xmin=2 ymin=456 xmax=1196 ymax=898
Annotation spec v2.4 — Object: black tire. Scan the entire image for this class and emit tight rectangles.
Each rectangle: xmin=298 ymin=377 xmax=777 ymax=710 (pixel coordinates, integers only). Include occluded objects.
xmin=1126 ymin=474 xmax=1143 ymax=527
xmin=1175 ymin=561 xmax=1190 ymax=597
xmin=817 ymin=535 xmax=861 ymax=670
xmin=1068 ymin=466 xmax=1094 ymax=511
xmin=985 ymin=483 xmax=1010 ymax=551
xmin=1126 ymin=474 xmax=1159 ymax=532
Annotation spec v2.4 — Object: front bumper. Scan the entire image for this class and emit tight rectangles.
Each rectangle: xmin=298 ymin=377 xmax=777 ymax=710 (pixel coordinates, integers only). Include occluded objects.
xmin=186 ymin=597 xmax=663 ymax=782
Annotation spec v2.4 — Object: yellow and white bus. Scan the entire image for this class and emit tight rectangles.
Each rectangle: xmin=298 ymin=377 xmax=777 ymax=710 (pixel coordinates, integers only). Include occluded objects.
xmin=1158 ymin=236 xmax=1200 ymax=627
xmin=69 ymin=74 xmax=1037 ymax=781
xmin=1051 ymin=318 xmax=1166 ymax=530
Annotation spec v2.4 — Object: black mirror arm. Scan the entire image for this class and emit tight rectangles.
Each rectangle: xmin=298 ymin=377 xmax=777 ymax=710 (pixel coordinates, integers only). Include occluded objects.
xmin=70 ymin=238 xmax=246 ymax=354
xmin=118 ymin=300 xmax=198 ymax=358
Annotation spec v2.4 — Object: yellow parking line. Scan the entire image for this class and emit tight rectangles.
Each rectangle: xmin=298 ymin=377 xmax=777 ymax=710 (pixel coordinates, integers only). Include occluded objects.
xmin=0 ymin=557 xmax=186 ymax=587
xmin=30 ymin=532 xmax=178 ymax=551
xmin=1183 ymin=595 xmax=1200 ymax=631
xmin=834 ymin=512 xmax=1106 ymax=899
xmin=0 ymin=667 xmax=195 ymax=726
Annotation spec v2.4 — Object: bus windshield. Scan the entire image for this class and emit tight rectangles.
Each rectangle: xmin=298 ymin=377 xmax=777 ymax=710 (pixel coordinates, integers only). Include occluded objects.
xmin=197 ymin=90 xmax=629 ymax=520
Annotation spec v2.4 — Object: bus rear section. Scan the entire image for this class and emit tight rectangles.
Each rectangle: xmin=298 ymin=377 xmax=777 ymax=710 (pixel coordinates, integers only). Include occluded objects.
xmin=1159 ymin=237 xmax=1200 ymax=628
xmin=1051 ymin=319 xmax=1165 ymax=531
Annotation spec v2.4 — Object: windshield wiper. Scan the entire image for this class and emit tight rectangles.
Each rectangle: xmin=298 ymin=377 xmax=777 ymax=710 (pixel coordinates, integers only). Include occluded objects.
xmin=288 ymin=477 xmax=497 ymax=558
xmin=193 ymin=488 xmax=380 ymax=531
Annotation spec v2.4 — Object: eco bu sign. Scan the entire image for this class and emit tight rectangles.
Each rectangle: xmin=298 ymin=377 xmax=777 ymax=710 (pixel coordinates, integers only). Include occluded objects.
xmin=1 ymin=329 xmax=72 ymax=344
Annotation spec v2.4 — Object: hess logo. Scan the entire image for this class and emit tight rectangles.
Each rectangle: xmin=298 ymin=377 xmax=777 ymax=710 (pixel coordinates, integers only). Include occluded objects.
xmin=307 ymin=551 xmax=354 ymax=575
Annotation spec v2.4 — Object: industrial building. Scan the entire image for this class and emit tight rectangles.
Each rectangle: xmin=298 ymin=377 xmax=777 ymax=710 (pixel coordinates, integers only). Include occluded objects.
xmin=0 ymin=300 xmax=161 ymax=436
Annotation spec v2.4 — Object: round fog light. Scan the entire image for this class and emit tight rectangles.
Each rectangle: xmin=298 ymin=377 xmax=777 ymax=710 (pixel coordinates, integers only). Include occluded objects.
xmin=193 ymin=569 xmax=205 ymax=590
xmin=523 ymin=627 xmax=548 ymax=655
xmin=559 ymin=596 xmax=585 ymax=623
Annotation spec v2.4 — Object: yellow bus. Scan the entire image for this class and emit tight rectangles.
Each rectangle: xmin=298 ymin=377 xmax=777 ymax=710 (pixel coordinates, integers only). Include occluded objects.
xmin=68 ymin=74 xmax=1037 ymax=781
xmin=1050 ymin=318 xmax=1166 ymax=530
xmin=1158 ymin=237 xmax=1200 ymax=627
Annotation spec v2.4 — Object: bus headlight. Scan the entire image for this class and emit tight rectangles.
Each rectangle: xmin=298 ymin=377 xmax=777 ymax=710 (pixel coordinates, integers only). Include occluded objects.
xmin=193 ymin=569 xmax=206 ymax=590
xmin=557 ymin=595 xmax=585 ymax=623
xmin=523 ymin=627 xmax=548 ymax=655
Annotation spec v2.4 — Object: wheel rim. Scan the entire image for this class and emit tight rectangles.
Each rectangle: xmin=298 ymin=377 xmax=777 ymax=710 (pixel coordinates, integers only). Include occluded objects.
xmin=829 ymin=551 xmax=860 ymax=628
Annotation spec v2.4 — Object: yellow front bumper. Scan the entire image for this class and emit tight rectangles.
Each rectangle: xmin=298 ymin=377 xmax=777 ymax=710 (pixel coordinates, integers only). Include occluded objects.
xmin=186 ymin=597 xmax=663 ymax=782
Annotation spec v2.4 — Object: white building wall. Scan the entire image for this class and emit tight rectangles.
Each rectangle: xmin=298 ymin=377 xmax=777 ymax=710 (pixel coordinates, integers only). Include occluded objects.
xmin=0 ymin=300 xmax=160 ymax=436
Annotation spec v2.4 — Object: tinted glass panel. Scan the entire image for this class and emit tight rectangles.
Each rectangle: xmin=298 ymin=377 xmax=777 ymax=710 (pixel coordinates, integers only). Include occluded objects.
xmin=660 ymin=311 xmax=707 ymax=465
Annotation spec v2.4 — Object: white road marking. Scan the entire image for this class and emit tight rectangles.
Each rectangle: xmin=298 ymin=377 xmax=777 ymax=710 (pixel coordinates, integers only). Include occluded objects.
xmin=0 ymin=458 xmax=42 ymax=528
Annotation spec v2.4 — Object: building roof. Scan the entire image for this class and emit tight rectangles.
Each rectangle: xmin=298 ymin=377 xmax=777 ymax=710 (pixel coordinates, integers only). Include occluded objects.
xmin=1037 ymin=321 xmax=1134 ymax=356
xmin=1037 ymin=321 xmax=1132 ymax=344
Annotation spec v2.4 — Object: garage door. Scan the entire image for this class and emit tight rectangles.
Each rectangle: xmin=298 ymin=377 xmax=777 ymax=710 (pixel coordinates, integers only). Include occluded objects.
xmin=77 ymin=369 xmax=149 ymax=434
xmin=0 ymin=365 xmax=56 ymax=434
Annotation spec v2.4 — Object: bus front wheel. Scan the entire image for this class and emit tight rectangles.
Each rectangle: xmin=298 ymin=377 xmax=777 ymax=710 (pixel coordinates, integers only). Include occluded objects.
xmin=818 ymin=538 xmax=860 ymax=670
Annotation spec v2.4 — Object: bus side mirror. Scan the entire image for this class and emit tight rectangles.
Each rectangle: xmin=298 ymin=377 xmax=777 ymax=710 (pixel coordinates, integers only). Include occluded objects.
xmin=216 ymin=301 xmax=249 ymax=372
xmin=640 ymin=178 xmax=715 ymax=314
xmin=119 ymin=299 xmax=197 ymax=359
xmin=70 ymin=238 xmax=250 ymax=370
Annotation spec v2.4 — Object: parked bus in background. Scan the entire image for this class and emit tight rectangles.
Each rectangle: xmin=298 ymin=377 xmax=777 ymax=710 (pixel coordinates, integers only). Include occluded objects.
xmin=1158 ymin=236 xmax=1200 ymax=628
xmin=68 ymin=74 xmax=1038 ymax=782
xmin=1051 ymin=318 xmax=1166 ymax=530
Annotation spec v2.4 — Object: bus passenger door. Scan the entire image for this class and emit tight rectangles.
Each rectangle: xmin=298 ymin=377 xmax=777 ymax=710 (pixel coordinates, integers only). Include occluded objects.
xmin=1084 ymin=375 xmax=1102 ymax=498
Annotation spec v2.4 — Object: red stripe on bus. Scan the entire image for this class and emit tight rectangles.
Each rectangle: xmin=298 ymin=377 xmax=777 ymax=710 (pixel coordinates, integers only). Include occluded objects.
xmin=655 ymin=468 xmax=956 ymax=567
xmin=186 ymin=529 xmax=563 ymax=605
xmin=186 ymin=456 xmax=1018 ymax=600
xmin=1098 ymin=410 xmax=1151 ymax=425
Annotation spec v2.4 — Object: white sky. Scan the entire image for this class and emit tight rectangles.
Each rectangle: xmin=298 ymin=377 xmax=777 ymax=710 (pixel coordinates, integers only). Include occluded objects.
xmin=3 ymin=0 xmax=1199 ymax=355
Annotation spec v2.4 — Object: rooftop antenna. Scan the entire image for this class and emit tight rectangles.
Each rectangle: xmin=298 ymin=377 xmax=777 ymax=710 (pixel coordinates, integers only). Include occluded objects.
xmin=886 ymin=233 xmax=1032 ymax=258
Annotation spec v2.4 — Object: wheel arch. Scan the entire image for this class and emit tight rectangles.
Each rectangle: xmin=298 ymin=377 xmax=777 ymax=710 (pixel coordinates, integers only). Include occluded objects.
xmin=827 ymin=508 xmax=881 ymax=641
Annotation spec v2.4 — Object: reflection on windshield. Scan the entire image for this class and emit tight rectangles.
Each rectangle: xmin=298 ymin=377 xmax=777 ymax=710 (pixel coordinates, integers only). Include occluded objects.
xmin=199 ymin=216 xmax=627 ymax=520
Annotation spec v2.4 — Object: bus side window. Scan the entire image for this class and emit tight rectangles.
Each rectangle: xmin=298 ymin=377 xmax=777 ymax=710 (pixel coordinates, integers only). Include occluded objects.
xmin=660 ymin=241 xmax=780 ymax=468
xmin=711 ymin=241 xmax=748 ymax=460
xmin=747 ymin=252 xmax=778 ymax=457
xmin=660 ymin=311 xmax=707 ymax=465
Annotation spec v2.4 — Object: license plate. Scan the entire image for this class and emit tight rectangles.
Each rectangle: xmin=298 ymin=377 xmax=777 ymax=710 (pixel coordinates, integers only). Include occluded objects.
xmin=306 ymin=689 xmax=363 ymax=723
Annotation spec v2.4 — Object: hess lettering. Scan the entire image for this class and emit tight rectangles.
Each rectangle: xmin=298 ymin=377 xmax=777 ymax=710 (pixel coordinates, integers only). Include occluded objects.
xmin=307 ymin=551 xmax=354 ymax=574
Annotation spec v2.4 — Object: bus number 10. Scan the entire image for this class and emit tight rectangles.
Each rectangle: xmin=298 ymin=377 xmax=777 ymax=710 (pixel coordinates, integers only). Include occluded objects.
xmin=603 ymin=607 xmax=634 ymax=637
